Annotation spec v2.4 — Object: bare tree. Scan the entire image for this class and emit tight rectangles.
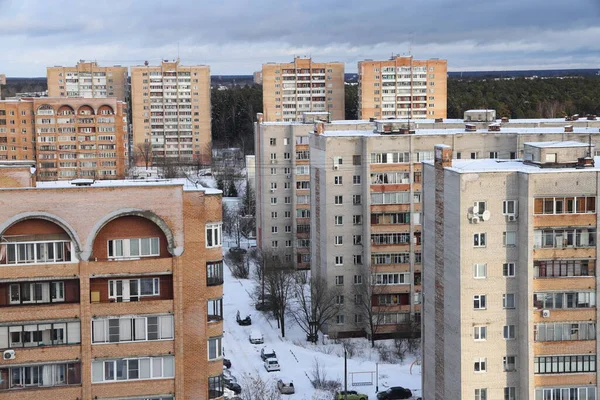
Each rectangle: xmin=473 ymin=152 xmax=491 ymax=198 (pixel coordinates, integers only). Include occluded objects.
xmin=353 ymin=267 xmax=392 ymax=347
xmin=136 ymin=141 xmax=153 ymax=170
xmin=239 ymin=375 xmax=282 ymax=400
xmin=290 ymin=274 xmax=342 ymax=343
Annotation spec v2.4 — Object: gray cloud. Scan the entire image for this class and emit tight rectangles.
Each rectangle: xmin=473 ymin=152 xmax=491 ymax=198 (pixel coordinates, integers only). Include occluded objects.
xmin=1 ymin=0 xmax=599 ymax=76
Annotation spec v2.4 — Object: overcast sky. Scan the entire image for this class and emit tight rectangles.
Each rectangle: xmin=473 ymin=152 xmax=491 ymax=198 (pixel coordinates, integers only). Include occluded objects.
xmin=1 ymin=0 xmax=600 ymax=77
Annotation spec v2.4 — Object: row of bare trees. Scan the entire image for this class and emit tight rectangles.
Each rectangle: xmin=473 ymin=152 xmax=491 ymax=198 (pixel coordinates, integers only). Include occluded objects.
xmin=248 ymin=248 xmax=420 ymax=346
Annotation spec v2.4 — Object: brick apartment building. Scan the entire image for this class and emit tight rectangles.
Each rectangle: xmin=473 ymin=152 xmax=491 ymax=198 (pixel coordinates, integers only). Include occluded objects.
xmin=358 ymin=56 xmax=447 ymax=120
xmin=47 ymin=61 xmax=129 ymax=102
xmin=261 ymin=57 xmax=345 ymax=122
xmin=0 ymin=163 xmax=225 ymax=400
xmin=423 ymin=142 xmax=600 ymax=400
xmin=255 ymin=111 xmax=600 ymax=338
xmin=130 ymin=60 xmax=212 ymax=166
xmin=0 ymin=97 xmax=128 ymax=180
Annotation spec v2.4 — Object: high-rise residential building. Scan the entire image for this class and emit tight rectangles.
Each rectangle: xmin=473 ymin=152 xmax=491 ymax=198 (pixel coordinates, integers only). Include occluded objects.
xmin=262 ymin=57 xmax=345 ymax=122
xmin=253 ymin=71 xmax=263 ymax=85
xmin=422 ymin=142 xmax=600 ymax=400
xmin=358 ymin=56 xmax=447 ymax=120
xmin=47 ymin=61 xmax=129 ymax=101
xmin=130 ymin=60 xmax=212 ymax=166
xmin=255 ymin=114 xmax=600 ymax=338
xmin=0 ymin=97 xmax=128 ymax=180
xmin=0 ymin=163 xmax=225 ymax=400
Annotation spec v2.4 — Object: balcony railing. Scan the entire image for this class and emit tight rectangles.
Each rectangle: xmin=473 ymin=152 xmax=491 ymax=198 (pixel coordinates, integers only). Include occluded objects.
xmin=534 ymin=229 xmax=596 ymax=249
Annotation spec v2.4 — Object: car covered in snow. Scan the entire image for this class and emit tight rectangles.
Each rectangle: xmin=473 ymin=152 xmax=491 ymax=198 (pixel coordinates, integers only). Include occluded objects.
xmin=264 ymin=357 xmax=280 ymax=372
xmin=277 ymin=378 xmax=295 ymax=394
xmin=248 ymin=329 xmax=264 ymax=344
xmin=335 ymin=390 xmax=369 ymax=400
xmin=260 ymin=347 xmax=277 ymax=361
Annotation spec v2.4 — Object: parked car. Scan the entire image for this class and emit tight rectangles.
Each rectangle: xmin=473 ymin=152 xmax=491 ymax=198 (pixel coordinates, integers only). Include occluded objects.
xmin=223 ymin=358 xmax=231 ymax=369
xmin=264 ymin=357 xmax=280 ymax=372
xmin=236 ymin=310 xmax=252 ymax=326
xmin=224 ymin=379 xmax=242 ymax=395
xmin=277 ymin=378 xmax=295 ymax=394
xmin=260 ymin=347 xmax=277 ymax=361
xmin=334 ymin=390 xmax=368 ymax=400
xmin=229 ymin=247 xmax=248 ymax=255
xmin=376 ymin=387 xmax=412 ymax=400
xmin=254 ymin=295 xmax=274 ymax=311
xmin=249 ymin=329 xmax=264 ymax=344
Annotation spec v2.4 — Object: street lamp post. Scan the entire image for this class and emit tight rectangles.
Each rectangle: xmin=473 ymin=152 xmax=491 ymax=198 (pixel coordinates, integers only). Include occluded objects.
xmin=344 ymin=349 xmax=348 ymax=400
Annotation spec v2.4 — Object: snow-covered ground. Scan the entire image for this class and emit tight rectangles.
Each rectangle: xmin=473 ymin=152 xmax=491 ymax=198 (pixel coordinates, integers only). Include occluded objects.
xmin=221 ymin=240 xmax=422 ymax=400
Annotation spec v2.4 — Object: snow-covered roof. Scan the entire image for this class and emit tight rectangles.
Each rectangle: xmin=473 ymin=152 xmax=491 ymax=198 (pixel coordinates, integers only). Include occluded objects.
xmin=319 ymin=127 xmax=600 ymax=138
xmin=425 ymin=156 xmax=600 ymax=174
xmin=524 ymin=141 xmax=592 ymax=148
xmin=34 ymin=178 xmax=222 ymax=194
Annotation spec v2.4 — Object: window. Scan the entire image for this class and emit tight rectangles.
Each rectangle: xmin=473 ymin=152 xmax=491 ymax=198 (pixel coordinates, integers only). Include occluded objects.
xmin=269 ymin=138 xmax=276 ymax=146
xmin=353 ymin=255 xmax=363 ymax=264
xmin=473 ymin=326 xmax=487 ymax=341
xmin=208 ymin=375 xmax=224 ymax=399
xmin=334 ymin=195 xmax=343 ymax=205
xmin=272 ymin=240 xmax=278 ymax=248
xmin=8 ymin=281 xmax=68 ymax=305
xmin=270 ymin=153 xmax=277 ymax=161
xmin=334 ymin=156 xmax=343 ymax=166
xmin=92 ymin=315 xmax=173 ymax=343
xmin=285 ymin=240 xmax=292 ymax=247
xmin=534 ymin=355 xmax=596 ymax=374
xmin=504 ymin=325 xmax=516 ymax=340
xmin=353 ymin=235 xmax=362 ymax=245
xmin=503 ymin=263 xmax=515 ymax=277
xmin=503 ymin=200 xmax=518 ymax=215
xmin=503 ymin=294 xmax=516 ymax=309
xmin=335 ymin=256 xmax=343 ymax=265
xmin=271 ymin=211 xmax=278 ymax=219
xmin=353 ymin=215 xmax=362 ymax=225
xmin=335 ymin=295 xmax=344 ymax=305
xmin=489 ymin=152 xmax=498 ymax=159
xmin=284 ymin=196 xmax=291 ymax=204
xmin=2 ymin=362 xmax=81 ymax=388
xmin=283 ymin=138 xmax=290 ymax=145
xmin=270 ymin=168 xmax=277 ymax=175
xmin=0 ymin=320 xmax=81 ymax=349
xmin=205 ymin=224 xmax=222 ymax=248
xmin=374 ymin=272 xmax=409 ymax=285
xmin=1 ymin=240 xmax=73 ymax=265
xmin=474 ymin=358 xmax=487 ymax=372
xmin=335 ymin=216 xmax=343 ymax=225
xmin=208 ymin=298 xmax=223 ymax=321
xmin=335 ymin=236 xmax=343 ymax=245
xmin=354 ymin=275 xmax=363 ymax=284
xmin=334 ymin=176 xmax=343 ymax=185
xmin=336 ymin=315 xmax=345 ymax=324
xmin=207 ymin=261 xmax=223 ymax=285
xmin=353 ymin=195 xmax=362 ymax=205
xmin=353 ymin=155 xmax=361 ymax=165
xmin=470 ymin=152 xmax=478 ymax=159
xmin=535 ymin=259 xmax=591 ymax=278
xmin=534 ymin=196 xmax=596 ymax=214
xmin=503 ymin=232 xmax=517 ymax=247
xmin=534 ymin=291 xmax=596 ymax=309
xmin=270 ymin=197 xmax=278 ymax=205
xmin=473 ymin=263 xmax=487 ymax=279
xmin=475 ymin=388 xmax=487 ymax=400
xmin=208 ymin=336 xmax=223 ymax=360
xmin=473 ymin=295 xmax=487 ymax=309
xmin=108 ymin=278 xmax=160 ymax=302
xmin=335 ymin=276 xmax=344 ymax=285
xmin=503 ymin=356 xmax=516 ymax=371
xmin=534 ymin=322 xmax=596 ymax=342
xmin=91 ymin=356 xmax=174 ymax=382
xmin=285 ymin=226 xmax=291 ymax=233
xmin=353 ymin=175 xmax=361 ymax=185
xmin=284 ymin=152 xmax=291 ymax=160
xmin=271 ymin=226 xmax=278 ymax=234
xmin=474 ymin=233 xmax=486 ymax=247
xmin=504 ymin=387 xmax=516 ymax=400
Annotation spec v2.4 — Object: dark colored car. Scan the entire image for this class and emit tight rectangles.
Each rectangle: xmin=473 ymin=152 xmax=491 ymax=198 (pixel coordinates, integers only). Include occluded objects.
xmin=223 ymin=375 xmax=242 ymax=394
xmin=223 ymin=358 xmax=231 ymax=369
xmin=236 ymin=310 xmax=252 ymax=326
xmin=376 ymin=387 xmax=412 ymax=400
xmin=229 ymin=247 xmax=248 ymax=255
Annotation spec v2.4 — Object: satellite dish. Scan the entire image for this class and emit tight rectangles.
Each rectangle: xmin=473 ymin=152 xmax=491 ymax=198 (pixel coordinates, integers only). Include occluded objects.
xmin=471 ymin=217 xmax=480 ymax=224
xmin=482 ymin=210 xmax=491 ymax=221
xmin=472 ymin=205 xmax=479 ymax=214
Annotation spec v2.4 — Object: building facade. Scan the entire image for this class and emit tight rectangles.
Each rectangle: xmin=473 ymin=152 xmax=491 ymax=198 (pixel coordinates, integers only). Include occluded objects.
xmin=130 ymin=60 xmax=212 ymax=166
xmin=47 ymin=61 xmax=129 ymax=102
xmin=0 ymin=97 xmax=128 ymax=180
xmin=423 ymin=142 xmax=600 ymax=400
xmin=262 ymin=58 xmax=345 ymax=122
xmin=0 ymin=164 xmax=225 ymax=400
xmin=358 ymin=56 xmax=447 ymax=120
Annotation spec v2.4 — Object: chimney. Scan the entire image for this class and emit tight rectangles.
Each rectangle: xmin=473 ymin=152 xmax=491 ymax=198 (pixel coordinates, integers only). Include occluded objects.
xmin=434 ymin=144 xmax=453 ymax=168
xmin=257 ymin=113 xmax=264 ymax=124
xmin=564 ymin=125 xmax=574 ymax=133
xmin=314 ymin=121 xmax=325 ymax=135
xmin=501 ymin=116 xmax=509 ymax=123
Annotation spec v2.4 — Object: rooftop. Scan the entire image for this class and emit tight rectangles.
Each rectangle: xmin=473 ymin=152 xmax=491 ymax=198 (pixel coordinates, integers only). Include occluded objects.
xmin=524 ymin=140 xmax=591 ymax=148
xmin=425 ymin=156 xmax=600 ymax=174
xmin=318 ymin=127 xmax=600 ymax=137
xmin=31 ymin=178 xmax=222 ymax=194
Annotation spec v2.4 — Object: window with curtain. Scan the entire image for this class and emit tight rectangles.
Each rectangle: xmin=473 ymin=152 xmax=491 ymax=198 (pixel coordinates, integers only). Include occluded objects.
xmin=92 ymin=315 xmax=174 ymax=344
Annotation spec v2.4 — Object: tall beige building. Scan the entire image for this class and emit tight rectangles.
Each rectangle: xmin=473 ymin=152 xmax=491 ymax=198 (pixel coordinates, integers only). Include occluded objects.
xmin=255 ymin=110 xmax=600 ymax=338
xmin=47 ymin=61 xmax=129 ymax=102
xmin=358 ymin=56 xmax=447 ymax=120
xmin=130 ymin=60 xmax=212 ymax=165
xmin=423 ymin=142 xmax=600 ymax=400
xmin=262 ymin=57 xmax=345 ymax=122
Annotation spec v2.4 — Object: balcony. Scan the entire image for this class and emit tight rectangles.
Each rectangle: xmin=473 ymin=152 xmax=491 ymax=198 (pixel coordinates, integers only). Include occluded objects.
xmin=92 ymin=299 xmax=173 ymax=317
xmin=89 ymin=257 xmax=173 ymax=276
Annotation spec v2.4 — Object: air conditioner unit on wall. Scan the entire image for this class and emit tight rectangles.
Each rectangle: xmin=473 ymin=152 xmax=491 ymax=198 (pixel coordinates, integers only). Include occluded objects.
xmin=471 ymin=216 xmax=480 ymax=224
xmin=507 ymin=214 xmax=518 ymax=222
xmin=3 ymin=350 xmax=15 ymax=360
xmin=542 ymin=309 xmax=550 ymax=318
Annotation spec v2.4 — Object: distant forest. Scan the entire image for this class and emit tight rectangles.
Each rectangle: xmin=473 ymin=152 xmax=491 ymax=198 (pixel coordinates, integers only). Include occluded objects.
xmin=4 ymin=75 xmax=600 ymax=154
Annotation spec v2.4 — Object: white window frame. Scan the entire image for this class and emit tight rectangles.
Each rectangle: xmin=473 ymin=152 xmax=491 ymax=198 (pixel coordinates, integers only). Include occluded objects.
xmin=503 ymin=355 xmax=516 ymax=372
xmin=205 ymin=223 xmax=223 ymax=248
xmin=503 ymin=262 xmax=516 ymax=277
xmin=473 ymin=263 xmax=487 ymax=279
xmin=503 ymin=293 xmax=516 ymax=309
xmin=473 ymin=294 xmax=487 ymax=310
xmin=335 ymin=276 xmax=344 ymax=286
xmin=335 ymin=236 xmax=343 ymax=245
xmin=474 ymin=357 xmax=487 ymax=373
xmin=334 ymin=176 xmax=343 ymax=185
xmin=475 ymin=388 xmax=487 ymax=400
xmin=208 ymin=336 xmax=223 ymax=360
xmin=503 ymin=231 xmax=517 ymax=247
xmin=91 ymin=356 xmax=174 ymax=383
xmin=473 ymin=326 xmax=487 ymax=341
xmin=334 ymin=195 xmax=343 ymax=205
xmin=474 ymin=233 xmax=486 ymax=248
xmin=335 ymin=216 xmax=343 ymax=225
xmin=335 ymin=256 xmax=343 ymax=265
xmin=503 ymin=325 xmax=516 ymax=340
xmin=503 ymin=200 xmax=518 ymax=215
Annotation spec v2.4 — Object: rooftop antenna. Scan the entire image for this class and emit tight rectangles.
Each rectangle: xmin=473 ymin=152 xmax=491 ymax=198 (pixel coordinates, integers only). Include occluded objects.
xmin=408 ymin=31 xmax=414 ymax=57
xmin=177 ymin=42 xmax=180 ymax=60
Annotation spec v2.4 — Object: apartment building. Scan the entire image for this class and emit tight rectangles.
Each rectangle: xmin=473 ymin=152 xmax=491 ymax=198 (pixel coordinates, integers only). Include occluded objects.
xmin=0 ymin=163 xmax=225 ymax=400
xmin=422 ymin=142 xmax=600 ymax=400
xmin=47 ymin=61 xmax=129 ymax=101
xmin=358 ymin=56 xmax=447 ymax=120
xmin=262 ymin=57 xmax=345 ymax=122
xmin=0 ymin=97 xmax=128 ymax=180
xmin=130 ymin=60 xmax=212 ymax=165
